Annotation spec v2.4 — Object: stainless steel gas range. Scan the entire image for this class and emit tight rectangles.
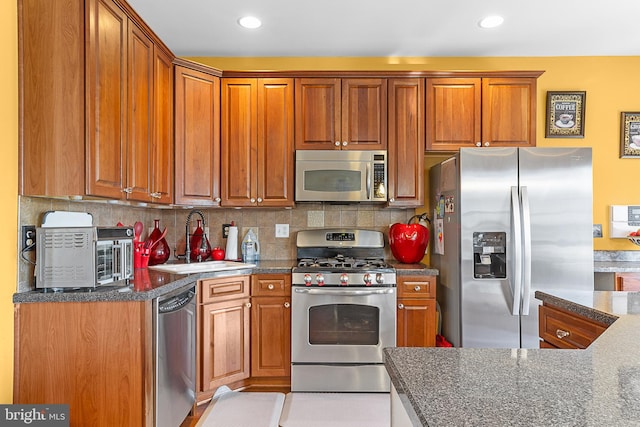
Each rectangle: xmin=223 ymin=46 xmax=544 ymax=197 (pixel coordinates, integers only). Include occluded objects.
xmin=291 ymin=229 xmax=397 ymax=392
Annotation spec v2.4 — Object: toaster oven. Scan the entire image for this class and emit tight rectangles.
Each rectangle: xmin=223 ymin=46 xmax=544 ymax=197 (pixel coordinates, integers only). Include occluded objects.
xmin=36 ymin=226 xmax=134 ymax=289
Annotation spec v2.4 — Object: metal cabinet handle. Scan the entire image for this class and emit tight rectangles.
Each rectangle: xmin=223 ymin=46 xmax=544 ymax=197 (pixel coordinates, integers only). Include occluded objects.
xmin=268 ymin=284 xmax=274 ymax=290
xmin=149 ymin=192 xmax=161 ymax=199
xmin=414 ymin=285 xmax=421 ymax=292
xmin=335 ymin=141 xmax=341 ymax=146
xmin=123 ymin=187 xmax=133 ymax=194
xmin=250 ymin=198 xmax=256 ymax=203
xmin=257 ymin=197 xmax=263 ymax=203
xmin=215 ymin=197 xmax=221 ymax=202
xmin=284 ymin=302 xmax=290 ymax=308
xmin=556 ymin=329 xmax=570 ymax=339
xmin=342 ymin=141 xmax=348 ymax=146
xmin=398 ymin=303 xmax=404 ymax=309
xmin=484 ymin=141 xmax=490 ymax=147
xmin=476 ymin=142 xmax=482 ymax=147
xmin=245 ymin=302 xmax=252 ymax=308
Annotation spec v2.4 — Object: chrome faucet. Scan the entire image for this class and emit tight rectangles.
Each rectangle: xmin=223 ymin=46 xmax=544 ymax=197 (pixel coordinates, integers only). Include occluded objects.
xmin=185 ymin=209 xmax=207 ymax=263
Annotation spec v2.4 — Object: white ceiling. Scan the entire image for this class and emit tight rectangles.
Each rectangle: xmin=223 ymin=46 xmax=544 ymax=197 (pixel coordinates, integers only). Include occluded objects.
xmin=127 ymin=0 xmax=640 ymax=58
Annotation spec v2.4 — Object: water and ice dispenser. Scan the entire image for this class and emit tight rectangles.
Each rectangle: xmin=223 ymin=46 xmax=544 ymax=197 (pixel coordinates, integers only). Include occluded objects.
xmin=473 ymin=232 xmax=507 ymax=279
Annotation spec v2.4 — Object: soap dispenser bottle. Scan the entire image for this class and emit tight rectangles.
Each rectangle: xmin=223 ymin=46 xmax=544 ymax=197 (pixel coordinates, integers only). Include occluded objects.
xmin=241 ymin=229 xmax=260 ymax=263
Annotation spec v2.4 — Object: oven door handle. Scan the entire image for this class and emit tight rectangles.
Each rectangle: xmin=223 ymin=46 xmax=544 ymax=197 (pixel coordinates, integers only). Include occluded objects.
xmin=294 ymin=288 xmax=395 ymax=296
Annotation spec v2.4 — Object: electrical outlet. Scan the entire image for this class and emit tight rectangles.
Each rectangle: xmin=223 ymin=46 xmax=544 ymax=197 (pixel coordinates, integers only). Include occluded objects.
xmin=222 ymin=223 xmax=231 ymax=238
xmin=275 ymin=223 xmax=289 ymax=238
xmin=22 ymin=225 xmax=36 ymax=251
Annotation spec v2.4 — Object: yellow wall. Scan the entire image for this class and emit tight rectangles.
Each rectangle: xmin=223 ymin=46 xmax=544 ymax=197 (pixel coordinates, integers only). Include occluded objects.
xmin=2 ymin=0 xmax=18 ymax=403
xmin=194 ymin=56 xmax=640 ymax=251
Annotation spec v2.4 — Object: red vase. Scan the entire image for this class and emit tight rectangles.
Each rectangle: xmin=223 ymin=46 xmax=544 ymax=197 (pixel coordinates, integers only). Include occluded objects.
xmin=190 ymin=219 xmax=211 ymax=261
xmin=148 ymin=219 xmax=170 ymax=266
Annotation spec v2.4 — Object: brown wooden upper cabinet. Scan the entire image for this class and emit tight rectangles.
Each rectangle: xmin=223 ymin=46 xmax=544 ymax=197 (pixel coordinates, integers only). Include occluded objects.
xmin=19 ymin=0 xmax=175 ymax=204
xmin=295 ymin=78 xmax=387 ymax=150
xmin=174 ymin=62 xmax=221 ymax=206
xmin=221 ymin=78 xmax=295 ymax=207
xmin=425 ymin=76 xmax=538 ymax=151
xmin=387 ymin=78 xmax=425 ymax=207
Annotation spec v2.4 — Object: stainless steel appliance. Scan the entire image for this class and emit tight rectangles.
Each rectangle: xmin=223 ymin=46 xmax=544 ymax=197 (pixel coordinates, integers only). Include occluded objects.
xmin=429 ymin=147 xmax=593 ymax=348
xmin=36 ymin=226 xmax=134 ymax=290
xmin=291 ymin=229 xmax=396 ymax=392
xmin=295 ymin=150 xmax=387 ymax=202
xmin=154 ymin=284 xmax=196 ymax=427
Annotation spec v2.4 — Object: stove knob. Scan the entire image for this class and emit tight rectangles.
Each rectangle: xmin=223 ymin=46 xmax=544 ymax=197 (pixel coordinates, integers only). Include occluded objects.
xmin=363 ymin=273 xmax=373 ymax=286
xmin=304 ymin=274 xmax=312 ymax=286
xmin=340 ymin=273 xmax=349 ymax=286
xmin=376 ymin=273 xmax=385 ymax=284
xmin=316 ymin=273 xmax=325 ymax=286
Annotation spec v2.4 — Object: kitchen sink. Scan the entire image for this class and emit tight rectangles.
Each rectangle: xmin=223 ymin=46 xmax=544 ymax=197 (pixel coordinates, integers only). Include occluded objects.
xmin=148 ymin=260 xmax=256 ymax=275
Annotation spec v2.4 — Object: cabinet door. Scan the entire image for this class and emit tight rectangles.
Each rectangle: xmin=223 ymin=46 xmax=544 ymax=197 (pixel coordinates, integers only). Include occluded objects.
xmin=86 ymin=0 xmax=128 ymax=199
xmin=425 ymin=78 xmax=481 ymax=151
xmin=482 ymin=77 xmax=536 ymax=147
xmin=126 ymin=23 xmax=154 ymax=202
xmin=294 ymin=78 xmax=341 ymax=150
xmin=200 ymin=298 xmax=251 ymax=392
xmin=221 ymin=78 xmax=258 ymax=206
xmin=149 ymin=47 xmax=174 ymax=204
xmin=251 ymin=296 xmax=291 ymax=377
xmin=174 ymin=65 xmax=221 ymax=206
xmin=341 ymin=78 xmax=387 ymax=150
xmin=257 ymin=79 xmax=295 ymax=207
xmin=615 ymin=273 xmax=640 ymax=291
xmin=397 ymin=298 xmax=436 ymax=347
xmin=388 ymin=78 xmax=424 ymax=207
xmin=19 ymin=0 xmax=85 ymax=196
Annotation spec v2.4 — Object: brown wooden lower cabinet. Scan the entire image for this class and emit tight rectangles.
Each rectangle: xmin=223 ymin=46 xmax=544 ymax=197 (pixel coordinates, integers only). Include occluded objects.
xmin=197 ymin=275 xmax=251 ymax=402
xmin=615 ymin=272 xmax=640 ymax=291
xmin=14 ymin=301 xmax=153 ymax=427
xmin=396 ymin=275 xmax=437 ymax=347
xmin=197 ymin=273 xmax=292 ymax=399
xmin=538 ymin=303 xmax=608 ymax=349
xmin=250 ymin=274 xmax=291 ymax=382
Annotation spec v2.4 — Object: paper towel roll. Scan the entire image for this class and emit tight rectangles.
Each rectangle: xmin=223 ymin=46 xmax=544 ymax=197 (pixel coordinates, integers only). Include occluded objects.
xmin=225 ymin=226 xmax=238 ymax=260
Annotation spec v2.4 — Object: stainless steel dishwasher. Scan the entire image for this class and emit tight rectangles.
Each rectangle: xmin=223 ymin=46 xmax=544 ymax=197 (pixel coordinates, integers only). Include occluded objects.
xmin=154 ymin=284 xmax=196 ymax=427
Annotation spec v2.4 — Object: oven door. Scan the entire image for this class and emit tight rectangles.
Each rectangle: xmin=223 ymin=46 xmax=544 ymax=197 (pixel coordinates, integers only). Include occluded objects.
xmin=291 ymin=286 xmax=396 ymax=363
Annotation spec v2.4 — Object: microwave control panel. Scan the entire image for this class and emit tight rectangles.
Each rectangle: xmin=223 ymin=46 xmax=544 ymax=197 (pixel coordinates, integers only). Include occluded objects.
xmin=610 ymin=205 xmax=640 ymax=237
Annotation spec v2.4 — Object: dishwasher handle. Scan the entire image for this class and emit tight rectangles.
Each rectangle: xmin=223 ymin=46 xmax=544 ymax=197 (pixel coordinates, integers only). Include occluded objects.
xmin=158 ymin=287 xmax=196 ymax=314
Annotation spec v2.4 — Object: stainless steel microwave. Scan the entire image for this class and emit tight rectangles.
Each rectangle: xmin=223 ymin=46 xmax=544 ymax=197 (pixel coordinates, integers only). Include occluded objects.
xmin=295 ymin=150 xmax=387 ymax=202
xmin=36 ymin=226 xmax=134 ymax=289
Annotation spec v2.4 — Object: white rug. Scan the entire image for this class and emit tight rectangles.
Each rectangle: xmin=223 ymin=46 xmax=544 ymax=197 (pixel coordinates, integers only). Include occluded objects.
xmin=279 ymin=392 xmax=390 ymax=427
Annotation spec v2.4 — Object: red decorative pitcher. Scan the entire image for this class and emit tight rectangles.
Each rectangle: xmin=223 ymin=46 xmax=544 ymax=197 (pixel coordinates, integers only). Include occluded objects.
xmin=148 ymin=219 xmax=170 ymax=265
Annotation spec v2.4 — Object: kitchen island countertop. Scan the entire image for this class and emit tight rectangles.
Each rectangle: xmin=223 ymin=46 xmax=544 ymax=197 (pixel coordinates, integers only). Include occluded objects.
xmin=385 ymin=290 xmax=640 ymax=426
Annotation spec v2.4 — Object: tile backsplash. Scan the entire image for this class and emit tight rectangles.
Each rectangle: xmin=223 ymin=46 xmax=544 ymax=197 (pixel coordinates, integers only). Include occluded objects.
xmin=17 ymin=196 xmax=416 ymax=292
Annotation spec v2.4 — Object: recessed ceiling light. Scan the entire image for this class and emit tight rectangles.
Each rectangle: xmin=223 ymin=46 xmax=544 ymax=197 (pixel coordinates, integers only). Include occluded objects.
xmin=479 ymin=15 xmax=504 ymax=29
xmin=238 ymin=16 xmax=262 ymax=29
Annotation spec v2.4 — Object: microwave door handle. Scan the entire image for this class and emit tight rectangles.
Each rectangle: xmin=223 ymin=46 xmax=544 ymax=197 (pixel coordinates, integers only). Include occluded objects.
xmin=112 ymin=243 xmax=121 ymax=280
xmin=366 ymin=163 xmax=371 ymax=199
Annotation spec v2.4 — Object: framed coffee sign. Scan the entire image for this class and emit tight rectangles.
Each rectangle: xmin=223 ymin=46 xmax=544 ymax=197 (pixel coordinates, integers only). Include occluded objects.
xmin=545 ymin=91 xmax=586 ymax=138
xmin=620 ymin=112 xmax=640 ymax=158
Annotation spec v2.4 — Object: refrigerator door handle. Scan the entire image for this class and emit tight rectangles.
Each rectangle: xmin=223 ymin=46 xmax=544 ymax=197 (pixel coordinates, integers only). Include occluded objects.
xmin=510 ymin=186 xmax=523 ymax=316
xmin=520 ymin=186 xmax=532 ymax=316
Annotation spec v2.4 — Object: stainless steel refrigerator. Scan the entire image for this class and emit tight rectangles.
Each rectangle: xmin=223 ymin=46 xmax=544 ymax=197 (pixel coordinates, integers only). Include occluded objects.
xmin=429 ymin=147 xmax=593 ymax=348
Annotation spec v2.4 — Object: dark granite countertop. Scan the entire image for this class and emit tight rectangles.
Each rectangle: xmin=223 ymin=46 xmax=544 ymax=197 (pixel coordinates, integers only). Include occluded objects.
xmin=13 ymin=259 xmax=438 ymax=303
xmin=385 ymin=291 xmax=640 ymax=426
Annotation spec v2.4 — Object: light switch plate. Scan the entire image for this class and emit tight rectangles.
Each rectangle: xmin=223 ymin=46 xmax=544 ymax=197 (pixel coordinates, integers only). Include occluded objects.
xmin=275 ymin=224 xmax=289 ymax=238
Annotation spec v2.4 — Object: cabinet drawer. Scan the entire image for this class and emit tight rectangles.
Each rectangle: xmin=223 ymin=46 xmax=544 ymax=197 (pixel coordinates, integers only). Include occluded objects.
xmin=251 ymin=274 xmax=291 ymax=297
xmin=199 ymin=275 xmax=250 ymax=304
xmin=538 ymin=304 xmax=607 ymax=349
xmin=397 ymin=276 xmax=435 ymax=299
